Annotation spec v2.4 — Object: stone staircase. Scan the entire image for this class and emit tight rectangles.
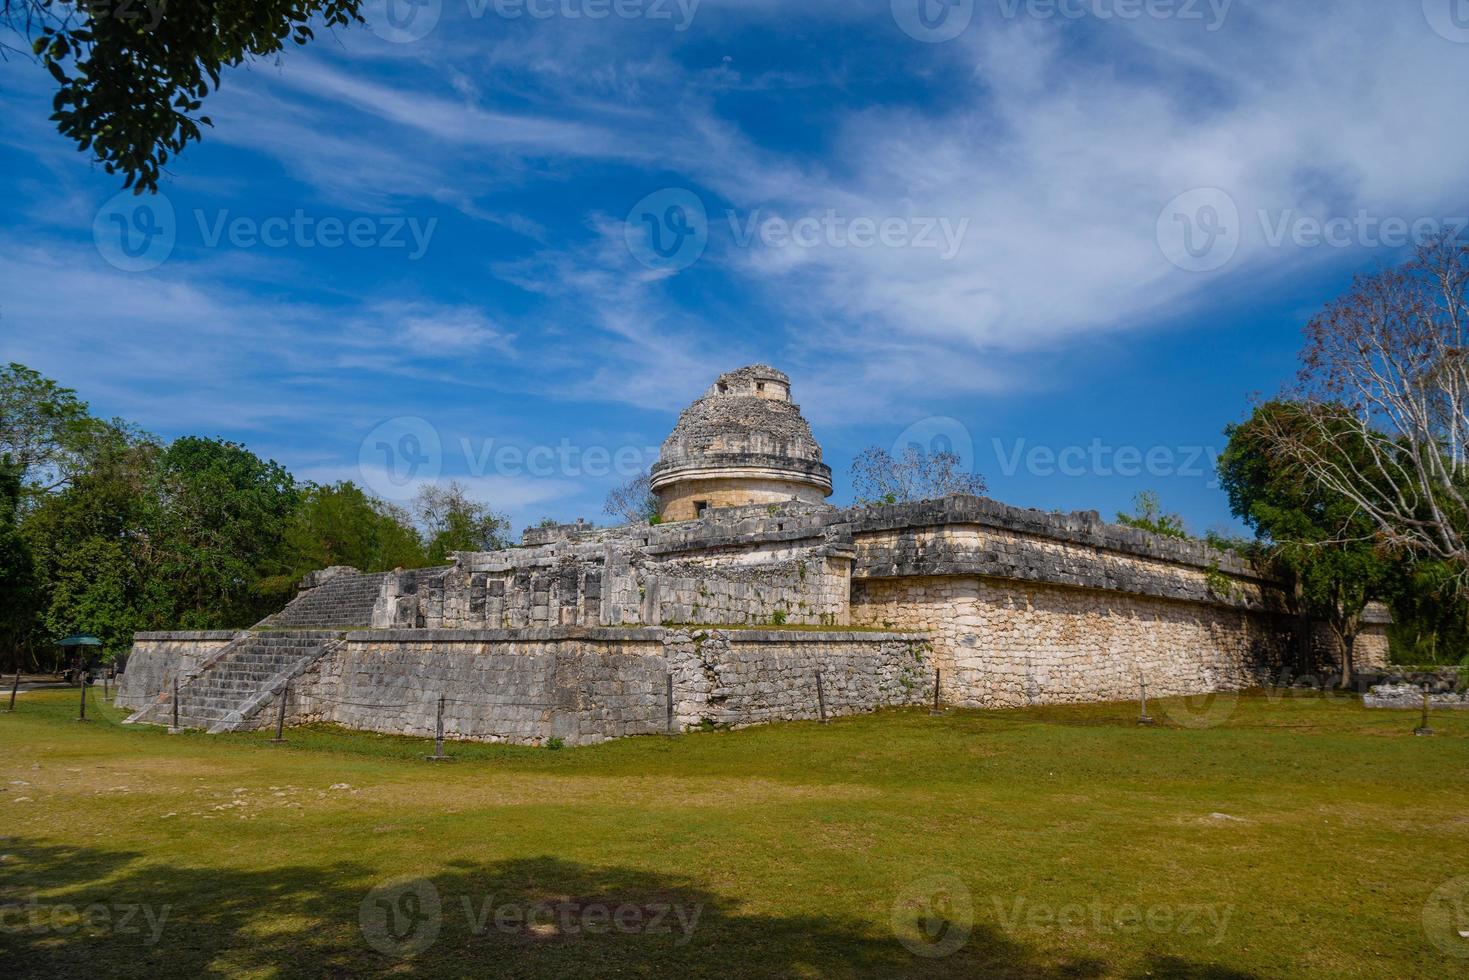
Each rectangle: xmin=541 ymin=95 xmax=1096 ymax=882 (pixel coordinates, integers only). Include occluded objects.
xmin=126 ymin=631 xmax=343 ymax=733
xmin=127 ymin=568 xmax=386 ymax=733
xmin=263 ymin=570 xmax=391 ymax=628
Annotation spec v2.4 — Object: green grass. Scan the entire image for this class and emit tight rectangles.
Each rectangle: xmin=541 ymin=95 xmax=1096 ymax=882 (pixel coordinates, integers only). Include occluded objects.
xmin=2 ymin=687 xmax=1466 ymax=978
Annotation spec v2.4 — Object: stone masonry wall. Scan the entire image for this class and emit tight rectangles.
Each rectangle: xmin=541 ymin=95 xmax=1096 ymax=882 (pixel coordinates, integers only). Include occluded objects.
xmin=664 ymin=628 xmax=931 ymax=729
xmin=851 ymin=577 xmax=1293 ymax=709
xmin=284 ymin=629 xmax=670 ymax=745
xmin=115 ymin=631 xmax=239 ymax=710
xmin=375 ymin=502 xmax=854 ymax=631
xmin=231 ymin=626 xmax=928 ymax=746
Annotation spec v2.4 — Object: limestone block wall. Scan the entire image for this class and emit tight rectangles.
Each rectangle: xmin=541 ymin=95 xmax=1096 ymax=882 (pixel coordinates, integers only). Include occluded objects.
xmin=115 ymin=631 xmax=239 ymax=710
xmin=376 ymin=502 xmax=855 ymax=631
xmin=851 ymin=577 xmax=1293 ymax=709
xmin=230 ymin=626 xmax=931 ymax=746
xmin=284 ymin=629 xmax=669 ymax=745
xmin=664 ymin=628 xmax=931 ymax=729
xmin=658 ymin=477 xmax=829 ymax=523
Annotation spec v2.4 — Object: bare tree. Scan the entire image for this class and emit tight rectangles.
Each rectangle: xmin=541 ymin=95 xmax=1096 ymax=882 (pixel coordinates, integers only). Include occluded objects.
xmin=604 ymin=472 xmax=659 ymax=525
xmin=851 ymin=447 xmax=986 ymax=506
xmin=1270 ymin=238 xmax=1469 ymax=589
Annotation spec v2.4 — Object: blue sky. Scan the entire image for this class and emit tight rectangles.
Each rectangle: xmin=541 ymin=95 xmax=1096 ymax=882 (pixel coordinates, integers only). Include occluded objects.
xmin=3 ymin=0 xmax=1469 ymax=536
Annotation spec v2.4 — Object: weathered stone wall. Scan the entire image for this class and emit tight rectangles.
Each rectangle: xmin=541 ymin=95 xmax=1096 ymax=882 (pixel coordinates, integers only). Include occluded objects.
xmin=658 ymin=477 xmax=829 ymax=523
xmin=286 ymin=629 xmax=670 ymax=745
xmin=376 ymin=502 xmax=854 ymax=631
xmin=115 ymin=631 xmax=239 ymax=710
xmin=664 ymin=628 xmax=931 ymax=729
xmin=224 ymin=626 xmax=929 ymax=746
xmin=851 ymin=576 xmax=1292 ymax=709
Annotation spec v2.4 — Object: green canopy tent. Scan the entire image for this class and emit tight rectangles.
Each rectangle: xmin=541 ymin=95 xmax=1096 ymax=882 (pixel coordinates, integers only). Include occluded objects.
xmin=57 ymin=634 xmax=102 ymax=681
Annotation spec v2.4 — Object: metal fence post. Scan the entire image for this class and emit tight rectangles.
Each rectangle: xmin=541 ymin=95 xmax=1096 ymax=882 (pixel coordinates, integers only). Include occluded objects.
xmin=1415 ymin=687 xmax=1435 ymax=737
xmin=930 ymin=668 xmax=943 ymax=716
xmin=427 ymin=695 xmax=452 ymax=762
xmin=815 ymin=671 xmax=828 ymax=724
xmin=171 ymin=676 xmax=180 ymax=731
xmin=666 ymin=673 xmax=675 ymax=735
xmin=1137 ymin=672 xmax=1155 ymax=726
xmin=78 ymin=671 xmax=88 ymax=722
xmin=270 ymin=681 xmax=289 ymax=744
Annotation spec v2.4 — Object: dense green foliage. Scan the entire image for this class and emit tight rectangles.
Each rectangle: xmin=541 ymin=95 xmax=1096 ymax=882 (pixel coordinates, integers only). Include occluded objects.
xmin=0 ymin=364 xmax=508 ymax=669
xmin=1219 ymin=402 xmax=1399 ymax=679
xmin=5 ymin=0 xmax=364 ymax=192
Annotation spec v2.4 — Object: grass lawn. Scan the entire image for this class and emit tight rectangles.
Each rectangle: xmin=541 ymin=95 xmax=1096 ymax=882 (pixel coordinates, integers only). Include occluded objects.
xmin=2 ymin=687 xmax=1466 ymax=978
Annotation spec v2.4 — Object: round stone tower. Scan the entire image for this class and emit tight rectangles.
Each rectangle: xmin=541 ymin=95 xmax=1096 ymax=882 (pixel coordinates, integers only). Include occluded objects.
xmin=650 ymin=365 xmax=833 ymax=521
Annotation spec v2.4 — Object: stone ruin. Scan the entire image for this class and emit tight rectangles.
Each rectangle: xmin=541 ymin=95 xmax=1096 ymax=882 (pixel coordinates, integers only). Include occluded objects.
xmin=117 ymin=364 xmax=1391 ymax=745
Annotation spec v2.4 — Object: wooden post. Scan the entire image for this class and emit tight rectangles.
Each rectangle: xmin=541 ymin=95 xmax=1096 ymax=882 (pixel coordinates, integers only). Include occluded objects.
xmin=77 ymin=671 xmax=88 ymax=722
xmin=427 ymin=695 xmax=452 ymax=761
xmin=1415 ymin=687 xmax=1435 ymax=737
xmin=6 ymin=669 xmax=18 ymax=712
xmin=171 ymin=676 xmax=180 ymax=731
xmin=815 ymin=671 xmax=828 ymax=725
xmin=666 ymin=673 xmax=675 ymax=735
xmin=1137 ymin=672 xmax=1155 ymax=726
xmin=270 ymin=682 xmax=289 ymax=743
xmin=103 ymin=670 xmax=109 ymax=701
xmin=930 ymin=668 xmax=943 ymax=716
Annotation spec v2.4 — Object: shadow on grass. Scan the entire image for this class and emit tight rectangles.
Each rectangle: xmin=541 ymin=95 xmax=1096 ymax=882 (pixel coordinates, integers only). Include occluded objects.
xmin=0 ymin=839 xmax=1259 ymax=979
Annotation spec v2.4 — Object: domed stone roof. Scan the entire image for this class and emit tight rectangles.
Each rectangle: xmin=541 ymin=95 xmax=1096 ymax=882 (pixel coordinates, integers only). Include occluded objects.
xmin=650 ymin=365 xmax=832 ymax=518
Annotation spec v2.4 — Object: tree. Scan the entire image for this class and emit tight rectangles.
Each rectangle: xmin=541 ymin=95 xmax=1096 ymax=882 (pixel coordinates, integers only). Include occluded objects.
xmin=1115 ymin=491 xmax=1189 ymax=540
xmin=414 ymin=482 xmax=510 ymax=562
xmin=150 ymin=436 xmax=299 ymax=627
xmin=0 ymin=361 xmax=110 ymax=503
xmin=603 ymin=472 xmax=659 ymax=525
xmin=1278 ymin=237 xmax=1469 ymax=591
xmin=850 ymin=446 xmax=986 ymax=506
xmin=1219 ymin=401 xmax=1398 ymax=687
xmin=21 ymin=428 xmax=162 ymax=663
xmin=3 ymin=0 xmax=364 ymax=192
xmin=0 ymin=456 xmax=37 ymax=671
xmin=262 ymin=482 xmax=428 ymax=604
